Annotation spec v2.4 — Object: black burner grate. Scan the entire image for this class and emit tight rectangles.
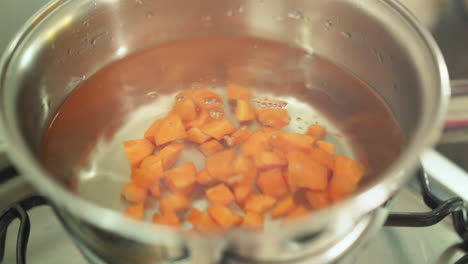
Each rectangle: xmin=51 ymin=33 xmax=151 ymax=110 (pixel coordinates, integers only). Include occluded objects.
xmin=0 ymin=167 xmax=466 ymax=264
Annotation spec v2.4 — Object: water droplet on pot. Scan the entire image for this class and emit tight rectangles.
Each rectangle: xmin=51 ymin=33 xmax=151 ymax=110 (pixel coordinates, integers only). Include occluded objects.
xmin=227 ymin=10 xmax=233 ymax=17
xmin=341 ymin=31 xmax=352 ymax=38
xmin=288 ymin=10 xmax=304 ymax=20
xmin=146 ymin=11 xmax=154 ymax=18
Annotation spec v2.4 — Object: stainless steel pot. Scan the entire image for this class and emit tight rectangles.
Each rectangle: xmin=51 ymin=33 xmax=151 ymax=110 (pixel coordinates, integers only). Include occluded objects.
xmin=0 ymin=0 xmax=450 ymax=263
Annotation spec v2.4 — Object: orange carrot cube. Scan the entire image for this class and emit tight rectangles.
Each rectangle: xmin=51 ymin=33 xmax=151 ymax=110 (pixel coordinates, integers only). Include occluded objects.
xmin=307 ymin=124 xmax=326 ymax=139
xmin=306 ymin=190 xmax=330 ymax=209
xmin=192 ymin=89 xmax=224 ymax=110
xmin=122 ymin=182 xmax=147 ymax=203
xmin=131 ymin=168 xmax=157 ymax=188
xmin=236 ymin=99 xmax=256 ymax=122
xmin=188 ymin=209 xmax=221 ymax=232
xmin=186 ymin=110 xmax=209 ymax=129
xmin=254 ymin=151 xmax=288 ymax=170
xmin=200 ymin=118 xmax=236 ymax=140
xmin=270 ymin=132 xmax=315 ymax=153
xmin=149 ymin=183 xmax=161 ymax=198
xmin=257 ymin=168 xmax=289 ymax=198
xmin=197 ymin=168 xmax=216 ymax=185
xmin=155 ymin=113 xmax=187 ymax=146
xmin=284 ymin=205 xmax=309 ymax=223
xmin=164 ymin=162 xmax=197 ymax=195
xmin=234 ymin=185 xmax=251 ymax=205
xmin=206 ymin=184 xmax=235 ymax=205
xmin=244 ymin=194 xmax=277 ymax=214
xmin=316 ymin=140 xmax=335 ymax=154
xmin=257 ymin=108 xmax=290 ymax=129
xmin=232 ymin=156 xmax=258 ymax=186
xmin=152 ymin=212 xmax=180 ymax=227
xmin=124 ymin=203 xmax=145 ymax=220
xmin=159 ymin=142 xmax=185 ymax=170
xmin=199 ymin=140 xmax=224 ymax=156
xmin=205 ymin=149 xmax=236 ymax=180
xmin=242 ymin=212 xmax=264 ymax=230
xmin=227 ymin=83 xmax=252 ymax=100
xmin=241 ymin=130 xmax=272 ymax=157
xmin=144 ymin=119 xmax=162 ymax=143
xmin=159 ymin=194 xmax=190 ymax=214
xmin=287 ymin=152 xmax=328 ymax=191
xmin=140 ymin=155 xmax=164 ymax=179
xmin=186 ymin=127 xmax=211 ymax=144
xmin=328 ymin=155 xmax=364 ymax=201
xmin=225 ymin=127 xmax=252 ymax=147
xmin=271 ymin=196 xmax=296 ymax=218
xmin=123 ymin=139 xmax=154 ymax=168
xmin=172 ymin=92 xmax=197 ymax=121
xmin=309 ymin=147 xmax=335 ymax=170
xmin=208 ymin=204 xmax=242 ymax=229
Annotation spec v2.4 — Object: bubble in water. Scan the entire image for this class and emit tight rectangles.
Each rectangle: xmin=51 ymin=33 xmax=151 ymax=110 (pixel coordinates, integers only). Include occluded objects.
xmin=146 ymin=11 xmax=154 ymax=18
xmin=147 ymin=91 xmax=159 ymax=99
xmin=204 ymin=97 xmax=221 ymax=106
xmin=209 ymin=108 xmax=224 ymax=120
xmin=341 ymin=31 xmax=352 ymax=38
xmin=287 ymin=10 xmax=304 ymax=20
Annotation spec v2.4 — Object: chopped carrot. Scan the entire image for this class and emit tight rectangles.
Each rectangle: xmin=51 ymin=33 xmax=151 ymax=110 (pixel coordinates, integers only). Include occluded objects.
xmin=236 ymin=99 xmax=256 ymax=122
xmin=205 ymin=149 xmax=236 ymax=180
xmin=309 ymin=147 xmax=335 ymax=170
xmin=306 ymin=190 xmax=330 ymax=209
xmin=159 ymin=142 xmax=185 ymax=170
xmin=225 ymin=127 xmax=252 ymax=147
xmin=328 ymin=155 xmax=364 ymax=201
xmin=149 ymin=183 xmax=161 ymax=198
xmin=172 ymin=94 xmax=197 ymax=122
xmin=155 ymin=113 xmax=187 ymax=146
xmin=254 ymin=151 xmax=288 ymax=170
xmin=244 ymin=194 xmax=277 ymax=214
xmin=284 ymin=205 xmax=309 ymax=223
xmin=227 ymin=83 xmax=252 ymax=100
xmin=188 ymin=209 xmax=220 ymax=232
xmin=242 ymin=212 xmax=264 ymax=230
xmin=186 ymin=127 xmax=211 ymax=144
xmin=208 ymin=204 xmax=242 ymax=229
xmin=131 ymin=168 xmax=157 ymax=188
xmin=270 ymin=132 xmax=315 ymax=153
xmin=140 ymin=155 xmax=164 ymax=179
xmin=316 ymin=140 xmax=335 ymax=154
xmin=257 ymin=108 xmax=290 ymax=129
xmin=124 ymin=203 xmax=145 ymax=220
xmin=206 ymin=184 xmax=235 ymax=205
xmin=257 ymin=168 xmax=289 ymax=198
xmin=197 ymin=168 xmax=216 ymax=185
xmin=232 ymin=156 xmax=257 ymax=186
xmin=241 ymin=130 xmax=272 ymax=156
xmin=159 ymin=194 xmax=190 ymax=214
xmin=307 ymin=124 xmax=326 ymax=139
xmin=287 ymin=152 xmax=328 ymax=191
xmin=199 ymin=139 xmax=224 ymax=156
xmin=164 ymin=162 xmax=197 ymax=195
xmin=234 ymin=185 xmax=251 ymax=204
xmin=200 ymin=118 xmax=236 ymax=140
xmin=186 ymin=110 xmax=209 ymax=128
xmin=123 ymin=139 xmax=155 ymax=168
xmin=271 ymin=196 xmax=296 ymax=218
xmin=144 ymin=119 xmax=162 ymax=143
xmin=192 ymin=89 xmax=223 ymax=110
xmin=152 ymin=212 xmax=180 ymax=227
xmin=122 ymin=182 xmax=147 ymax=203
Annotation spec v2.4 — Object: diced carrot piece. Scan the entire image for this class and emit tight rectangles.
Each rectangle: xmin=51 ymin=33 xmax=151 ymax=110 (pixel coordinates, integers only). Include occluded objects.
xmin=188 ymin=209 xmax=221 ymax=232
xmin=200 ymin=118 xmax=236 ymax=140
xmin=287 ymin=152 xmax=328 ymax=191
xmin=244 ymin=194 xmax=277 ymax=214
xmin=306 ymin=190 xmax=330 ymax=209
xmin=227 ymin=83 xmax=252 ymax=100
xmin=192 ymin=89 xmax=223 ymax=110
xmin=257 ymin=168 xmax=289 ymax=198
xmin=242 ymin=212 xmax=264 ymax=230
xmin=122 ymin=182 xmax=147 ymax=203
xmin=206 ymin=184 xmax=235 ymax=205
xmin=205 ymin=149 xmax=236 ymax=180
xmin=155 ymin=113 xmax=187 ymax=146
xmin=186 ymin=110 xmax=209 ymax=129
xmin=149 ymin=183 xmax=161 ymax=198
xmin=236 ymin=99 xmax=256 ymax=122
xmin=271 ymin=196 xmax=296 ymax=218
xmin=328 ymin=155 xmax=364 ymax=201
xmin=159 ymin=142 xmax=185 ymax=170
xmin=284 ymin=205 xmax=309 ymax=222
xmin=172 ymin=96 xmax=197 ymax=122
xmin=159 ymin=194 xmax=190 ymax=214
xmin=254 ymin=151 xmax=288 ymax=170
xmin=144 ymin=119 xmax=162 ymax=143
xmin=225 ymin=127 xmax=252 ymax=147
xmin=270 ymin=132 xmax=315 ymax=153
xmin=124 ymin=203 xmax=145 ymax=220
xmin=208 ymin=204 xmax=242 ymax=229
xmin=234 ymin=185 xmax=251 ymax=204
xmin=241 ymin=130 xmax=272 ymax=156
xmin=231 ymin=156 xmax=257 ymax=186
xmin=316 ymin=140 xmax=335 ymax=154
xmin=123 ymin=139 xmax=154 ymax=168
xmin=307 ymin=124 xmax=326 ymax=139
xmin=257 ymin=108 xmax=290 ymax=129
xmin=186 ymin=127 xmax=211 ymax=144
xmin=309 ymin=147 xmax=335 ymax=170
xmin=152 ymin=212 xmax=180 ymax=227
xmin=164 ymin=162 xmax=197 ymax=195
xmin=140 ymin=155 xmax=164 ymax=179
xmin=199 ymin=140 xmax=224 ymax=156
xmin=197 ymin=168 xmax=216 ymax=185
xmin=131 ymin=168 xmax=157 ymax=188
